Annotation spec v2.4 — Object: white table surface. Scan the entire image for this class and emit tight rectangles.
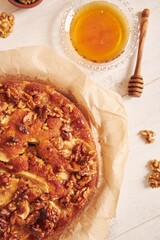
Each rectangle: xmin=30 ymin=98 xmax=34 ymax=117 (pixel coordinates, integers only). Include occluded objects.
xmin=1 ymin=0 xmax=160 ymax=240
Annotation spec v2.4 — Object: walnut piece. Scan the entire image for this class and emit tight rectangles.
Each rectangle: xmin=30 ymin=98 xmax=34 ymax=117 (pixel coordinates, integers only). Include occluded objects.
xmin=0 ymin=217 xmax=7 ymax=235
xmin=19 ymin=0 xmax=38 ymax=4
xmin=139 ymin=130 xmax=156 ymax=143
xmin=0 ymin=12 xmax=15 ymax=38
xmin=148 ymin=160 xmax=160 ymax=188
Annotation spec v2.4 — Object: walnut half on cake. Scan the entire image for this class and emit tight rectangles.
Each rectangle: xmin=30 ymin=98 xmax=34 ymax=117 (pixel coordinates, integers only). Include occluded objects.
xmin=0 ymin=79 xmax=98 ymax=240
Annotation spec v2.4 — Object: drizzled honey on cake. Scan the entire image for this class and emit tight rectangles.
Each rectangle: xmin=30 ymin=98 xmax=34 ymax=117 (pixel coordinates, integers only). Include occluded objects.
xmin=0 ymin=79 xmax=98 ymax=240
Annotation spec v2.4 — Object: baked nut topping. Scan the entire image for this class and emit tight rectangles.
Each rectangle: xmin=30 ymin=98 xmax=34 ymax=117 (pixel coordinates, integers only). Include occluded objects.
xmin=19 ymin=0 xmax=38 ymax=4
xmin=148 ymin=160 xmax=160 ymax=188
xmin=0 ymin=79 xmax=98 ymax=240
xmin=139 ymin=130 xmax=156 ymax=143
xmin=0 ymin=12 xmax=15 ymax=38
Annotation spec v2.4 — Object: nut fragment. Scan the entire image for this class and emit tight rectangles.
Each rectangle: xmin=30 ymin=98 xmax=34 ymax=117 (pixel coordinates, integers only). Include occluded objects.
xmin=139 ymin=130 xmax=155 ymax=143
xmin=148 ymin=160 xmax=160 ymax=188
xmin=19 ymin=0 xmax=38 ymax=4
xmin=0 ymin=12 xmax=15 ymax=38
xmin=150 ymin=159 xmax=160 ymax=172
xmin=0 ymin=217 xmax=7 ymax=235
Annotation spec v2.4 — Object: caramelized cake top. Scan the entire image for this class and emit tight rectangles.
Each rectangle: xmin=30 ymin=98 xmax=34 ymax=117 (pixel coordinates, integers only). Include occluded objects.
xmin=0 ymin=79 xmax=98 ymax=240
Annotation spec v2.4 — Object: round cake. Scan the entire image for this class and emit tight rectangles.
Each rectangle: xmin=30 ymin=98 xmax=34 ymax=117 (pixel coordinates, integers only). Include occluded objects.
xmin=0 ymin=79 xmax=98 ymax=240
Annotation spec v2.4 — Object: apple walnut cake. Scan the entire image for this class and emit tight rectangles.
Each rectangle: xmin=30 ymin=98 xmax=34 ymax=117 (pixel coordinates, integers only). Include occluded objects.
xmin=0 ymin=79 xmax=98 ymax=240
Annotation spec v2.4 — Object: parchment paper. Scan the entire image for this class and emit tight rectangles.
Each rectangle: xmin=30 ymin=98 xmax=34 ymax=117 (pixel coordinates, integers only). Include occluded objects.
xmin=0 ymin=46 xmax=128 ymax=240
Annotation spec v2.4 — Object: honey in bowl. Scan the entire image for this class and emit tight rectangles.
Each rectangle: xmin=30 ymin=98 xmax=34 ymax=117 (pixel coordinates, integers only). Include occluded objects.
xmin=70 ymin=1 xmax=130 ymax=63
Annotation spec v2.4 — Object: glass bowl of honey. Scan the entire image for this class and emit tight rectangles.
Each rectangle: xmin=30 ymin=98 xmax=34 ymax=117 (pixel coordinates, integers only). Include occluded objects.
xmin=61 ymin=0 xmax=139 ymax=71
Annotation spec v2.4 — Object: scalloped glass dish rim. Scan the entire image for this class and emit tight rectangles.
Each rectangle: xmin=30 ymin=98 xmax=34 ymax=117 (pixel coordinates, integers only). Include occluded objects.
xmin=61 ymin=0 xmax=139 ymax=71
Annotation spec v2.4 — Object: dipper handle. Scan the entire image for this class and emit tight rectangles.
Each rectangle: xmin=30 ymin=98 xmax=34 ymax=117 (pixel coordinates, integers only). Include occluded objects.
xmin=134 ymin=9 xmax=150 ymax=76
xmin=128 ymin=9 xmax=150 ymax=97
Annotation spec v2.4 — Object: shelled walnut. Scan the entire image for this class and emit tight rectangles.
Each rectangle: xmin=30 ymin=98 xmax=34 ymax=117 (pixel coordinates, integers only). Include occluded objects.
xmin=19 ymin=0 xmax=38 ymax=4
xmin=139 ymin=130 xmax=156 ymax=143
xmin=0 ymin=12 xmax=15 ymax=38
xmin=148 ymin=160 xmax=160 ymax=188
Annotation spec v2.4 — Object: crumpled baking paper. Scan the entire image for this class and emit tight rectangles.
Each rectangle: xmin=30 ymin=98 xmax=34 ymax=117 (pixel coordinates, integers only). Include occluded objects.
xmin=0 ymin=46 xmax=128 ymax=240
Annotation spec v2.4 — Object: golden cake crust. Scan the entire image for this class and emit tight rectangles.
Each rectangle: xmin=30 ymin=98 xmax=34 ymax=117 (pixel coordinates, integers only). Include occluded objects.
xmin=0 ymin=79 xmax=98 ymax=240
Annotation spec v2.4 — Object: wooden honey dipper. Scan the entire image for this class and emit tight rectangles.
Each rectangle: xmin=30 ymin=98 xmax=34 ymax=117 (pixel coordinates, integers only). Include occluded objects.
xmin=128 ymin=8 xmax=150 ymax=97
